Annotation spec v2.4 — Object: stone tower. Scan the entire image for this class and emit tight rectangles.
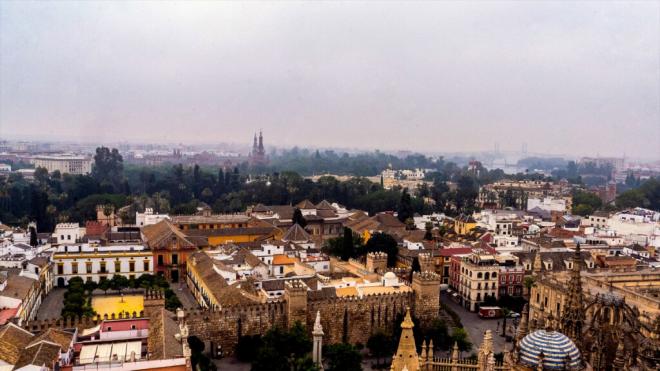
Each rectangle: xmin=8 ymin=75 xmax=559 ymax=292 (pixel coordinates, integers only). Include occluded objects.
xmin=390 ymin=307 xmax=419 ymax=371
xmin=411 ymin=271 xmax=441 ymax=328
xmin=418 ymin=252 xmax=434 ymax=273
xmin=143 ymin=289 xmax=165 ymax=318
xmin=312 ymin=311 xmax=324 ymax=369
xmin=284 ymin=280 xmax=308 ymax=328
xmin=560 ymin=243 xmax=585 ymax=348
xmin=366 ymin=251 xmax=388 ymax=273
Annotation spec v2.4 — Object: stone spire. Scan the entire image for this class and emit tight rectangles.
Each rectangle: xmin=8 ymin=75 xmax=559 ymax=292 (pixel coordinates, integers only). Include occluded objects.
xmin=516 ymin=304 xmax=529 ymax=344
xmin=533 ymin=251 xmax=543 ymax=276
xmin=312 ymin=311 xmax=324 ymax=369
xmin=258 ymin=130 xmax=264 ymax=153
xmin=560 ymin=243 xmax=586 ymax=347
xmin=390 ymin=307 xmax=419 ymax=371
xmin=478 ymin=330 xmax=495 ymax=371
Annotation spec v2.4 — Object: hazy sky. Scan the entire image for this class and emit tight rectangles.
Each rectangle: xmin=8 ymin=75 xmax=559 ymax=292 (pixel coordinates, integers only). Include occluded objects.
xmin=1 ymin=1 xmax=659 ymax=158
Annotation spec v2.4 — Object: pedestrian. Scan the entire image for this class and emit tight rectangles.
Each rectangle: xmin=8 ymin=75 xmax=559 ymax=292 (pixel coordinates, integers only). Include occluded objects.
xmin=496 ymin=321 xmax=500 ymax=332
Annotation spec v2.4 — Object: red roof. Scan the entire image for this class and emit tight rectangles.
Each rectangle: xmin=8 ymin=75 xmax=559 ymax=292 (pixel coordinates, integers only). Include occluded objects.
xmin=0 ymin=307 xmax=18 ymax=325
xmin=439 ymin=247 xmax=474 ymax=257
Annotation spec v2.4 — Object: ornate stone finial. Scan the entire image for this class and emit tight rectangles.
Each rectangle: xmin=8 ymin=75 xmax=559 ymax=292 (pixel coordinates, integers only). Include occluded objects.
xmin=421 ymin=340 xmax=428 ymax=361
xmin=482 ymin=330 xmax=493 ymax=354
xmin=427 ymin=339 xmax=434 ymax=360
xmin=401 ymin=306 xmax=414 ymax=329
xmin=313 ymin=310 xmax=324 ymax=335
xmin=451 ymin=342 xmax=460 ymax=362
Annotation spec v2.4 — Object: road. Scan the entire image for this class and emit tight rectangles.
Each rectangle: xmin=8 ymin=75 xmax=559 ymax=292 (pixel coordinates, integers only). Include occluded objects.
xmin=441 ymin=292 xmax=516 ymax=354
xmin=36 ymin=288 xmax=66 ymax=320
xmin=171 ymin=282 xmax=199 ymax=309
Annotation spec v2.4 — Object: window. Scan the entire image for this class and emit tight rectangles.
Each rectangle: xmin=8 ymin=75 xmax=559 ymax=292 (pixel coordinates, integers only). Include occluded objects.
xmin=143 ymin=260 xmax=149 ymax=271
xmin=60 ymin=235 xmax=64 ymax=240
xmin=172 ymin=254 xmax=178 ymax=265
xmin=115 ymin=261 xmax=121 ymax=273
xmin=86 ymin=262 xmax=92 ymax=274
xmin=129 ymin=261 xmax=135 ymax=272
xmin=57 ymin=264 xmax=63 ymax=275
xmin=158 ymin=255 xmax=164 ymax=266
xmin=71 ymin=263 xmax=78 ymax=274
xmin=492 ymin=272 xmax=497 ymax=278
xmin=100 ymin=262 xmax=106 ymax=274
xmin=484 ymin=272 xmax=490 ymax=280
xmin=279 ymin=266 xmax=284 ymax=274
xmin=477 ymin=272 xmax=483 ymax=279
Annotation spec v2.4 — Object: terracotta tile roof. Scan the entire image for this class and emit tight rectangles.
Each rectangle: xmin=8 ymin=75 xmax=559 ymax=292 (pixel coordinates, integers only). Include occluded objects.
xmin=315 ymin=200 xmax=334 ymax=210
xmin=14 ymin=341 xmax=62 ymax=369
xmin=282 ymin=224 xmax=311 ymax=242
xmin=30 ymin=328 xmax=74 ymax=349
xmin=266 ymin=206 xmax=295 ymax=220
xmin=0 ymin=323 xmax=35 ymax=364
xmin=1 ymin=274 xmax=37 ymax=300
xmin=272 ymin=255 xmax=296 ymax=265
xmin=28 ymin=256 xmax=50 ymax=268
xmin=296 ymin=200 xmax=317 ymax=209
xmin=141 ymin=220 xmax=195 ymax=250
xmin=147 ymin=308 xmax=183 ymax=360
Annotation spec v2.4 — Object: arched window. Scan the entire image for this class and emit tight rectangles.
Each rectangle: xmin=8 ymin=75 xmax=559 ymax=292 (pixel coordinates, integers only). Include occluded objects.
xmin=492 ymin=272 xmax=497 ymax=278
xmin=484 ymin=272 xmax=490 ymax=280
xmin=477 ymin=272 xmax=482 ymax=279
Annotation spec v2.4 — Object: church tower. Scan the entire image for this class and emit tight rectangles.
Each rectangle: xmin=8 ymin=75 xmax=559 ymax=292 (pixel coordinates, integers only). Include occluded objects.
xmin=560 ymin=243 xmax=586 ymax=349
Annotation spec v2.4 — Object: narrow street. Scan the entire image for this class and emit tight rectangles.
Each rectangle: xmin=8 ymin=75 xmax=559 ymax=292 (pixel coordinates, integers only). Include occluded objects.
xmin=170 ymin=282 xmax=199 ymax=309
xmin=36 ymin=288 xmax=66 ymax=320
xmin=441 ymin=292 xmax=515 ymax=354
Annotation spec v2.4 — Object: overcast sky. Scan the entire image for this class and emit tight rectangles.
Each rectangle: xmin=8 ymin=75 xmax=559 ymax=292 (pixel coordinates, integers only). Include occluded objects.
xmin=1 ymin=1 xmax=658 ymax=158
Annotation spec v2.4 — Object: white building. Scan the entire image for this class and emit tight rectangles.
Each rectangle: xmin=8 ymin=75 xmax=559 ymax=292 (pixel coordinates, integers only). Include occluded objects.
xmin=53 ymin=223 xmax=85 ymax=245
xmin=31 ymin=155 xmax=92 ymax=175
xmin=135 ymin=208 xmax=170 ymax=227
xmin=527 ymin=197 xmax=567 ymax=213
xmin=52 ymin=243 xmax=153 ymax=286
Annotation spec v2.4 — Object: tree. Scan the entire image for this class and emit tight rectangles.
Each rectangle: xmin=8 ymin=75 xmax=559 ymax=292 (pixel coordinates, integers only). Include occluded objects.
xmin=451 ymin=327 xmax=472 ymax=354
xmin=292 ymin=208 xmax=307 ymax=228
xmin=110 ymin=275 xmax=129 ymax=292
xmin=92 ymin=147 xmax=124 ymax=192
xmin=98 ymin=279 xmax=111 ymax=294
xmin=426 ymin=319 xmax=451 ymax=350
xmin=188 ymin=336 xmax=217 ymax=371
xmin=235 ymin=335 xmax=263 ymax=362
xmin=367 ymin=331 xmax=392 ymax=366
xmin=324 ymin=343 xmax=362 ymax=371
xmin=341 ymin=227 xmax=354 ymax=261
xmin=397 ymin=189 xmax=414 ymax=222
xmin=29 ymin=226 xmax=38 ymax=247
xmin=365 ymin=232 xmax=398 ymax=267
xmin=424 ymin=221 xmax=433 ymax=241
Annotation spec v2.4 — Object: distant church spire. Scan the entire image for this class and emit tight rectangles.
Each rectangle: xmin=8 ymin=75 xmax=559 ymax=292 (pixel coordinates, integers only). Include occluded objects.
xmin=560 ymin=243 xmax=586 ymax=348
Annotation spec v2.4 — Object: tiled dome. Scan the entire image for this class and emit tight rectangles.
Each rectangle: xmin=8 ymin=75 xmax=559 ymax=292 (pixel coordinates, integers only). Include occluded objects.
xmin=519 ymin=330 xmax=581 ymax=369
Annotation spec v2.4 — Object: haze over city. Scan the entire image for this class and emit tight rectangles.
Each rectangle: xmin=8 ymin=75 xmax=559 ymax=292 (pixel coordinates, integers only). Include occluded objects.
xmin=1 ymin=1 xmax=658 ymax=158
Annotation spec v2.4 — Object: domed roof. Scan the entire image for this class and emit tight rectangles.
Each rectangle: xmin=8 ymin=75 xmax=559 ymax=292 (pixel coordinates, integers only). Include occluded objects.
xmin=519 ymin=330 xmax=581 ymax=370
xmin=384 ymin=272 xmax=396 ymax=280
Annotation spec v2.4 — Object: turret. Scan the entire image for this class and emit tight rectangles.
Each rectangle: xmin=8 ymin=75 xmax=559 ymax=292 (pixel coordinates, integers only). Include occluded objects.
xmin=412 ymin=271 xmax=441 ymax=329
xmin=366 ymin=251 xmax=388 ymax=273
xmin=284 ymin=280 xmax=308 ymax=328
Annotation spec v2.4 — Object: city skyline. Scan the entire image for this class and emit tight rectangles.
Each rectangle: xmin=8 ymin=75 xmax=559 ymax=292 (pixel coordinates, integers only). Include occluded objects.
xmin=1 ymin=1 xmax=659 ymax=158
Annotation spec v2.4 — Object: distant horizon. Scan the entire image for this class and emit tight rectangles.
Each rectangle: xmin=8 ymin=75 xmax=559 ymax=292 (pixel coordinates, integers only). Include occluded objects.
xmin=4 ymin=134 xmax=659 ymax=163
